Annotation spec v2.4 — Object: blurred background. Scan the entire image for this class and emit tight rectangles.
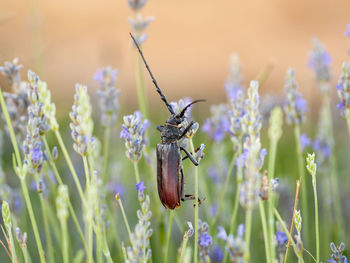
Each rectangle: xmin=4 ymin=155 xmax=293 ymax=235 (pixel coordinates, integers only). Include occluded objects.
xmin=1 ymin=0 xmax=350 ymax=111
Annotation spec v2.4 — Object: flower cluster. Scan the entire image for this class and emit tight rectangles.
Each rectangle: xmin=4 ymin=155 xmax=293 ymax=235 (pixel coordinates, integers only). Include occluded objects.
xmin=217 ymin=224 xmax=246 ymax=263
xmin=0 ymin=59 xmax=29 ymax=138
xmin=283 ymin=68 xmax=307 ymax=126
xmin=69 ymin=84 xmax=94 ymax=156
xmin=125 ymin=182 xmax=153 ymax=263
xmin=0 ymin=58 xmax=23 ymax=88
xmin=94 ymin=67 xmax=120 ymax=127
xmin=294 ymin=210 xmax=303 ymax=254
xmin=328 ymin=242 xmax=348 ymax=263
xmin=170 ymin=98 xmax=199 ymax=147
xmin=240 ymin=81 xmax=264 ymax=209
xmin=23 ymin=71 xmax=51 ymax=175
xmin=127 ymin=0 xmax=154 ymax=45
xmin=308 ymin=37 xmax=332 ymax=89
xmin=202 ymin=104 xmax=231 ymax=142
xmin=229 ymin=88 xmax=246 ymax=148
xmin=337 ymin=61 xmax=350 ymax=120
xmin=224 ymin=53 xmax=244 ymax=100
xmin=120 ymin=111 xmax=149 ymax=162
xmin=198 ymin=219 xmax=212 ymax=262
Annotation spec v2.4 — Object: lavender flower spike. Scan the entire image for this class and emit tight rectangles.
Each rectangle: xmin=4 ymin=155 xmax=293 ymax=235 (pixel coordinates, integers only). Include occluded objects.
xmin=95 ymin=66 xmax=120 ymax=127
xmin=125 ymin=185 xmax=153 ymax=263
xmin=283 ymin=68 xmax=307 ymax=126
xmin=240 ymin=80 xmax=263 ymax=209
xmin=69 ymin=84 xmax=94 ymax=156
xmin=337 ymin=62 xmax=350 ymax=121
xmin=328 ymin=242 xmax=348 ymax=263
xmin=120 ymin=111 xmax=149 ymax=162
xmin=202 ymin=104 xmax=231 ymax=142
xmin=308 ymin=37 xmax=332 ymax=92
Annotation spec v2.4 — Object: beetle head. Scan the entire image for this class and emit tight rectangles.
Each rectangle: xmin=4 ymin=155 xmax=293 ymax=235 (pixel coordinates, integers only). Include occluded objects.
xmin=166 ymin=99 xmax=206 ymax=126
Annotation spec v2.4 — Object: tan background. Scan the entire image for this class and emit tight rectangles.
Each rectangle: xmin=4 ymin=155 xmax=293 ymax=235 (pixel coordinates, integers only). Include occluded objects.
xmin=1 ymin=0 xmax=349 ymax=109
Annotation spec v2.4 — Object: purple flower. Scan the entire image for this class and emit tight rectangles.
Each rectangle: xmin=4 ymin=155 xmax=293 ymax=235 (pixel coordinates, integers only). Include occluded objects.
xmin=295 ymin=95 xmax=308 ymax=113
xmin=31 ymin=143 xmax=43 ymax=164
xmin=308 ymin=38 xmax=332 ymax=83
xmin=120 ymin=125 xmax=131 ymax=139
xmin=210 ymin=245 xmax=224 ymax=263
xmin=345 ymin=24 xmax=350 ymax=37
xmin=136 ymin=181 xmax=146 ymax=194
xmin=313 ymin=138 xmax=331 ymax=159
xmin=217 ymin=226 xmax=228 ymax=240
xmin=259 ymin=148 xmax=267 ymax=168
xmin=276 ymin=231 xmax=288 ymax=246
xmin=236 ymin=148 xmax=249 ymax=168
xmin=300 ymin=133 xmax=311 ymax=151
xmin=94 ymin=69 xmax=104 ymax=83
xmin=337 ymin=102 xmax=345 ymax=111
xmin=199 ymin=232 xmax=212 ymax=247
xmin=202 ymin=104 xmax=231 ymax=142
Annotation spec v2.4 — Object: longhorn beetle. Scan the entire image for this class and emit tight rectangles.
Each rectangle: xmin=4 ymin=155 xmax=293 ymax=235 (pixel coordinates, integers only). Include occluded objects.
xmin=130 ymin=33 xmax=205 ymax=209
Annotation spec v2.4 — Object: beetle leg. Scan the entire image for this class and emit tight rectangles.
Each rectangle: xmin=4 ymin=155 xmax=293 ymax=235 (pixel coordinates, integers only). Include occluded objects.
xmin=180 ymin=147 xmax=199 ymax=166
xmin=156 ymin=125 xmax=164 ymax=132
xmin=178 ymin=121 xmax=194 ymax=140
xmin=182 ymin=146 xmax=201 ymax=161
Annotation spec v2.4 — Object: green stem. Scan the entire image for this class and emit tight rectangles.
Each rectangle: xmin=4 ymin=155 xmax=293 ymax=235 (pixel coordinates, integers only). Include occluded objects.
xmin=274 ymin=208 xmax=303 ymax=263
xmin=102 ymin=124 xmax=111 ymax=183
xmin=54 ymin=130 xmax=86 ymax=206
xmin=164 ymin=210 xmax=174 ymax=263
xmin=8 ymin=226 xmax=17 ymax=263
xmin=178 ymin=238 xmax=189 ymax=263
xmin=267 ymin=139 xmax=277 ymax=263
xmin=259 ymin=201 xmax=271 ymax=263
xmin=83 ymin=156 xmax=93 ymax=263
xmin=294 ymin=126 xmax=309 ymax=245
xmin=117 ymin=198 xmax=132 ymax=240
xmin=312 ymin=178 xmax=319 ymax=263
xmin=42 ymin=136 xmax=88 ymax=253
xmin=22 ymin=247 xmax=31 ymax=263
xmin=133 ymin=161 xmax=141 ymax=184
xmin=211 ymin=151 xmax=236 ymax=226
xmin=189 ymin=140 xmax=199 ymax=263
xmin=39 ymin=196 xmax=54 ymax=263
xmin=20 ymin=178 xmax=46 ymax=263
xmin=60 ymin=218 xmax=69 ymax=263
xmin=243 ymin=208 xmax=253 ymax=262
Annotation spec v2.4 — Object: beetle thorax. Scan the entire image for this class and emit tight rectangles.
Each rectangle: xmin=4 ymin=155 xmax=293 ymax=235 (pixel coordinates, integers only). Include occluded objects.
xmin=161 ymin=115 xmax=182 ymax=143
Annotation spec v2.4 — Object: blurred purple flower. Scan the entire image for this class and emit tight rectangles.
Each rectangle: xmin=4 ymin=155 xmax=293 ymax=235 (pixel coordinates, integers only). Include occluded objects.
xmin=313 ymin=138 xmax=331 ymax=159
xmin=199 ymin=232 xmax=212 ymax=247
xmin=217 ymin=226 xmax=228 ymax=240
xmin=202 ymin=104 xmax=231 ymax=142
xmin=210 ymin=245 xmax=224 ymax=263
xmin=345 ymin=24 xmax=350 ymax=37
xmin=237 ymin=224 xmax=245 ymax=237
xmin=136 ymin=181 xmax=146 ymax=194
xmin=276 ymin=231 xmax=288 ymax=246
xmin=300 ymin=133 xmax=311 ymax=151
xmin=259 ymin=148 xmax=267 ymax=168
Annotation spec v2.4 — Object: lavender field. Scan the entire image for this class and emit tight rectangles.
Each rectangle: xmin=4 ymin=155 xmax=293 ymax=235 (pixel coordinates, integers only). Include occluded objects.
xmin=0 ymin=0 xmax=350 ymax=262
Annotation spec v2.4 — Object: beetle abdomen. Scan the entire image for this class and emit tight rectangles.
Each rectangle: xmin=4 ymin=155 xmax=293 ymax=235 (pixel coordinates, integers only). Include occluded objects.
xmin=156 ymin=143 xmax=181 ymax=209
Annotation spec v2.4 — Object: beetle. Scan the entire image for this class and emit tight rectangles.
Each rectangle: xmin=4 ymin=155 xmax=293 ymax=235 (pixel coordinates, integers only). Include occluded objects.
xmin=130 ymin=33 xmax=204 ymax=209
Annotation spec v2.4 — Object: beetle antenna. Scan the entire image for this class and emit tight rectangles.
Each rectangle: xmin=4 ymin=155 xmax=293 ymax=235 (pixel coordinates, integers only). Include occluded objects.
xmin=130 ymin=33 xmax=175 ymax=115
xmin=176 ymin=99 xmax=206 ymax=118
